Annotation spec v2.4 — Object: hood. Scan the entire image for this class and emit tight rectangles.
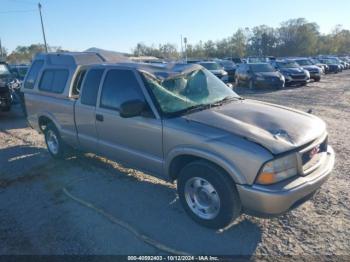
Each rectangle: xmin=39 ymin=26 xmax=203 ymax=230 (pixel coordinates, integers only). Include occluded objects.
xmin=280 ymin=68 xmax=305 ymax=74
xmin=184 ymin=99 xmax=326 ymax=154
xmin=209 ymin=69 xmax=227 ymax=75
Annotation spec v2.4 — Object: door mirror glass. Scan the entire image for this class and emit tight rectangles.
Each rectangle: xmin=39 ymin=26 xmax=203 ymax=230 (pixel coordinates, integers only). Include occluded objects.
xmin=120 ymin=99 xmax=147 ymax=118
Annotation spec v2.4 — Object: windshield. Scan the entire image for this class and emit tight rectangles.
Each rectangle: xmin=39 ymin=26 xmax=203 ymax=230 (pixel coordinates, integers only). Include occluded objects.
xmin=219 ymin=61 xmax=235 ymax=68
xmin=141 ymin=69 xmax=239 ymax=116
xmin=250 ymin=63 xmax=275 ymax=73
xmin=199 ymin=62 xmax=222 ymax=70
xmin=296 ymin=60 xmax=312 ymax=66
xmin=276 ymin=61 xmax=299 ymax=68
xmin=0 ymin=64 xmax=11 ymax=76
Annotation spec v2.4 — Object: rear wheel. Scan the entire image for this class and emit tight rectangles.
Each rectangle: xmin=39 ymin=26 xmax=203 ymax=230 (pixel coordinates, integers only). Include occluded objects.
xmin=44 ymin=123 xmax=66 ymax=159
xmin=177 ymin=160 xmax=241 ymax=229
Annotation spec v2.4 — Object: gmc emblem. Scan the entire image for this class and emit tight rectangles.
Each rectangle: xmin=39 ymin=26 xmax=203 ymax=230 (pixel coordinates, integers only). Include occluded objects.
xmin=309 ymin=145 xmax=320 ymax=159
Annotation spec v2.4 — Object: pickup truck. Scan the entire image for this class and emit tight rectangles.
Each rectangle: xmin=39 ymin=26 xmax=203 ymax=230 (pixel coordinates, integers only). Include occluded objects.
xmin=23 ymin=52 xmax=335 ymax=229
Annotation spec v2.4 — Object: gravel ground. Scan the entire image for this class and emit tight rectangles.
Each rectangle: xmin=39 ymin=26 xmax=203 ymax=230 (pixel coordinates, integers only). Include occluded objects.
xmin=0 ymin=71 xmax=349 ymax=258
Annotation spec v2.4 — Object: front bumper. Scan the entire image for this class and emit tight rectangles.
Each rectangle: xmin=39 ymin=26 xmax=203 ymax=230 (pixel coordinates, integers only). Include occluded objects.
xmin=255 ymin=79 xmax=285 ymax=88
xmin=309 ymin=72 xmax=321 ymax=80
xmin=237 ymin=146 xmax=335 ymax=216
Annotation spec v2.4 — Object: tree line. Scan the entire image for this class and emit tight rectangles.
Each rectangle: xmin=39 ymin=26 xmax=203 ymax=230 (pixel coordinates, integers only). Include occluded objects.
xmin=2 ymin=17 xmax=350 ymax=64
xmin=132 ymin=18 xmax=350 ymax=59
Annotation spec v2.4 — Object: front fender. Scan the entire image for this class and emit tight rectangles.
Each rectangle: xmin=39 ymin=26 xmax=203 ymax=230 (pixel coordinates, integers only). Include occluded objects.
xmin=165 ymin=146 xmax=248 ymax=184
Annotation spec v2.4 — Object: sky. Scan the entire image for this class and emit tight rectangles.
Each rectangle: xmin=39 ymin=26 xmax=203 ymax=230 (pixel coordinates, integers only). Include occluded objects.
xmin=1 ymin=0 xmax=350 ymax=53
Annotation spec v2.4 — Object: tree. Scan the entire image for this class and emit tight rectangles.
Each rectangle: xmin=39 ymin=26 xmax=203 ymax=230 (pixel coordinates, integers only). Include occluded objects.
xmin=7 ymin=44 xmax=62 ymax=64
xmin=231 ymin=28 xmax=249 ymax=57
xmin=277 ymin=18 xmax=320 ymax=56
xmin=131 ymin=18 xmax=350 ymax=59
xmin=249 ymin=25 xmax=278 ymax=56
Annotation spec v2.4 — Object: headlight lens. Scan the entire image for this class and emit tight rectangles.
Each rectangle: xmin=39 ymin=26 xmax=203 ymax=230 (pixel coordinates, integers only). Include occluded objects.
xmin=255 ymin=76 xmax=264 ymax=81
xmin=304 ymin=70 xmax=310 ymax=78
xmin=256 ymin=154 xmax=298 ymax=185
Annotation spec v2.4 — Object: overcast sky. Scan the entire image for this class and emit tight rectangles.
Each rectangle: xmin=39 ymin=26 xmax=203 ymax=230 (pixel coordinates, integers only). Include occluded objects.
xmin=1 ymin=0 xmax=350 ymax=53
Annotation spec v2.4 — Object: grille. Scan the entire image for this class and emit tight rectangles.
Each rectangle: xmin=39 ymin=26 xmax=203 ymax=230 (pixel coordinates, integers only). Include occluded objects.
xmin=291 ymin=74 xmax=306 ymax=80
xmin=301 ymin=136 xmax=328 ymax=173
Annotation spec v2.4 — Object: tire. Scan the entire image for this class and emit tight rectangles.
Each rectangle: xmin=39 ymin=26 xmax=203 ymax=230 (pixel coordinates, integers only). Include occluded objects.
xmin=177 ymin=160 xmax=241 ymax=229
xmin=44 ymin=122 xmax=66 ymax=159
xmin=235 ymin=78 xmax=240 ymax=87
xmin=2 ymin=105 xmax=11 ymax=112
xmin=248 ymin=79 xmax=254 ymax=90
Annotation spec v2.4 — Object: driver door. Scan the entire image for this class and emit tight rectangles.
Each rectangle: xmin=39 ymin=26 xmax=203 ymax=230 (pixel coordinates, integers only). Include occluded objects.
xmin=95 ymin=68 xmax=163 ymax=175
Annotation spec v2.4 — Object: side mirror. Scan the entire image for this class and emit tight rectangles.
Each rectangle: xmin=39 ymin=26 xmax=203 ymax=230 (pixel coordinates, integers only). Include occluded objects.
xmin=120 ymin=99 xmax=148 ymax=118
xmin=226 ymin=83 xmax=233 ymax=89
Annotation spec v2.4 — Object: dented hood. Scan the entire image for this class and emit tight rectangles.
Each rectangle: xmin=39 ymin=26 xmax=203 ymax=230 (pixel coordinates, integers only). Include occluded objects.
xmin=184 ymin=99 xmax=326 ymax=154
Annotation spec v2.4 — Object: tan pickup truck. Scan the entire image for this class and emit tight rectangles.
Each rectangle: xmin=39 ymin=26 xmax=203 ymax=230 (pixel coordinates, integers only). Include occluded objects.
xmin=22 ymin=52 xmax=335 ymax=229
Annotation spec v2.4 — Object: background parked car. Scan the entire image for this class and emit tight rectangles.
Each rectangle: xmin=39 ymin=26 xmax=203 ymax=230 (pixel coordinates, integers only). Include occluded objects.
xmin=309 ymin=58 xmax=328 ymax=74
xmin=199 ymin=61 xmax=229 ymax=83
xmin=293 ymin=58 xmax=322 ymax=82
xmin=0 ymin=62 xmax=17 ymax=112
xmin=318 ymin=58 xmax=342 ymax=73
xmin=9 ymin=64 xmax=29 ymax=81
xmin=273 ymin=60 xmax=309 ymax=86
xmin=216 ymin=59 xmax=237 ymax=82
xmin=235 ymin=63 xmax=285 ymax=89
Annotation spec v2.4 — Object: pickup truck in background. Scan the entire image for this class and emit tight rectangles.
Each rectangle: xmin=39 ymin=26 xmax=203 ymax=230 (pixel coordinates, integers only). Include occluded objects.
xmin=22 ymin=52 xmax=335 ymax=229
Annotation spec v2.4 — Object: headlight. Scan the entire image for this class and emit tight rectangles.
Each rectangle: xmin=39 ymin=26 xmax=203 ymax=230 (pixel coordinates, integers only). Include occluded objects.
xmin=255 ymin=76 xmax=264 ymax=81
xmin=256 ymin=154 xmax=298 ymax=185
xmin=304 ymin=70 xmax=310 ymax=78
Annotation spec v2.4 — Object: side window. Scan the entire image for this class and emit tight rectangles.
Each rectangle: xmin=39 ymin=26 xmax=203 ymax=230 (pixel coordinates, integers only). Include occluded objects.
xmin=72 ymin=69 xmax=87 ymax=96
xmin=100 ymin=69 xmax=145 ymax=111
xmin=80 ymin=69 xmax=104 ymax=106
xmin=39 ymin=69 xmax=69 ymax=93
xmin=24 ymin=60 xmax=44 ymax=89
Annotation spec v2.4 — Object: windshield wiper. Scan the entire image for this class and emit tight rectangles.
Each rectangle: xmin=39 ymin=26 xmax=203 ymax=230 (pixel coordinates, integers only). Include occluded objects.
xmin=168 ymin=103 xmax=211 ymax=117
xmin=210 ymin=96 xmax=243 ymax=107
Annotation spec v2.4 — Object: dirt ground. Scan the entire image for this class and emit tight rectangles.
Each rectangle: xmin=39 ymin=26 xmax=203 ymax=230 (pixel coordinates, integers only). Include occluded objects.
xmin=0 ymin=71 xmax=349 ymax=258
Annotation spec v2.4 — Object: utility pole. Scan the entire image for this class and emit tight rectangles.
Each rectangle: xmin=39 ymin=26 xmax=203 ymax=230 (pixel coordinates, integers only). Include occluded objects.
xmin=0 ymin=38 xmax=3 ymax=59
xmin=38 ymin=3 xmax=48 ymax=53
xmin=184 ymin=37 xmax=188 ymax=63
xmin=180 ymin=35 xmax=184 ymax=61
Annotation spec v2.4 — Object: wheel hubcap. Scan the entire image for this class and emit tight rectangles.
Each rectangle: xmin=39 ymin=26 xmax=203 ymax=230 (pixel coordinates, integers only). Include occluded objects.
xmin=184 ymin=177 xmax=221 ymax=220
xmin=47 ymin=130 xmax=59 ymax=155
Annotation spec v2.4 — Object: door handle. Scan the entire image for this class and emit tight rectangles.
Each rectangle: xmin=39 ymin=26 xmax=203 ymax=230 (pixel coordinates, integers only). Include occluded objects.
xmin=96 ymin=114 xmax=104 ymax=122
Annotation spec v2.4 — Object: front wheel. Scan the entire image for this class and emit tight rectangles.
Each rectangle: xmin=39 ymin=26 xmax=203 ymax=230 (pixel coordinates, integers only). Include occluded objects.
xmin=177 ymin=161 xmax=241 ymax=229
xmin=248 ymin=79 xmax=254 ymax=89
xmin=235 ymin=78 xmax=240 ymax=87
xmin=1 ymin=105 xmax=11 ymax=112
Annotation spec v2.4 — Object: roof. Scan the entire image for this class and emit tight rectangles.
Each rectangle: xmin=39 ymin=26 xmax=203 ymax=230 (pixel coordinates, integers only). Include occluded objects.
xmin=34 ymin=51 xmax=129 ymax=66
xmin=33 ymin=52 xmax=202 ymax=79
xmin=96 ymin=62 xmax=202 ymax=79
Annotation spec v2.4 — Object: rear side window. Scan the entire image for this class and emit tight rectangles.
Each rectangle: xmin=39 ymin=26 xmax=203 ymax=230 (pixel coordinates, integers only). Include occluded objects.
xmin=80 ymin=69 xmax=104 ymax=106
xmin=100 ymin=69 xmax=145 ymax=111
xmin=39 ymin=69 xmax=69 ymax=93
xmin=24 ymin=60 xmax=44 ymax=89
xmin=72 ymin=69 xmax=87 ymax=96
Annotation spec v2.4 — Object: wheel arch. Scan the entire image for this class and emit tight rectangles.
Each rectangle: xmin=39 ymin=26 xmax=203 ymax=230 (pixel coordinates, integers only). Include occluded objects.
xmin=38 ymin=113 xmax=61 ymax=133
xmin=166 ymin=148 xmax=247 ymax=184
